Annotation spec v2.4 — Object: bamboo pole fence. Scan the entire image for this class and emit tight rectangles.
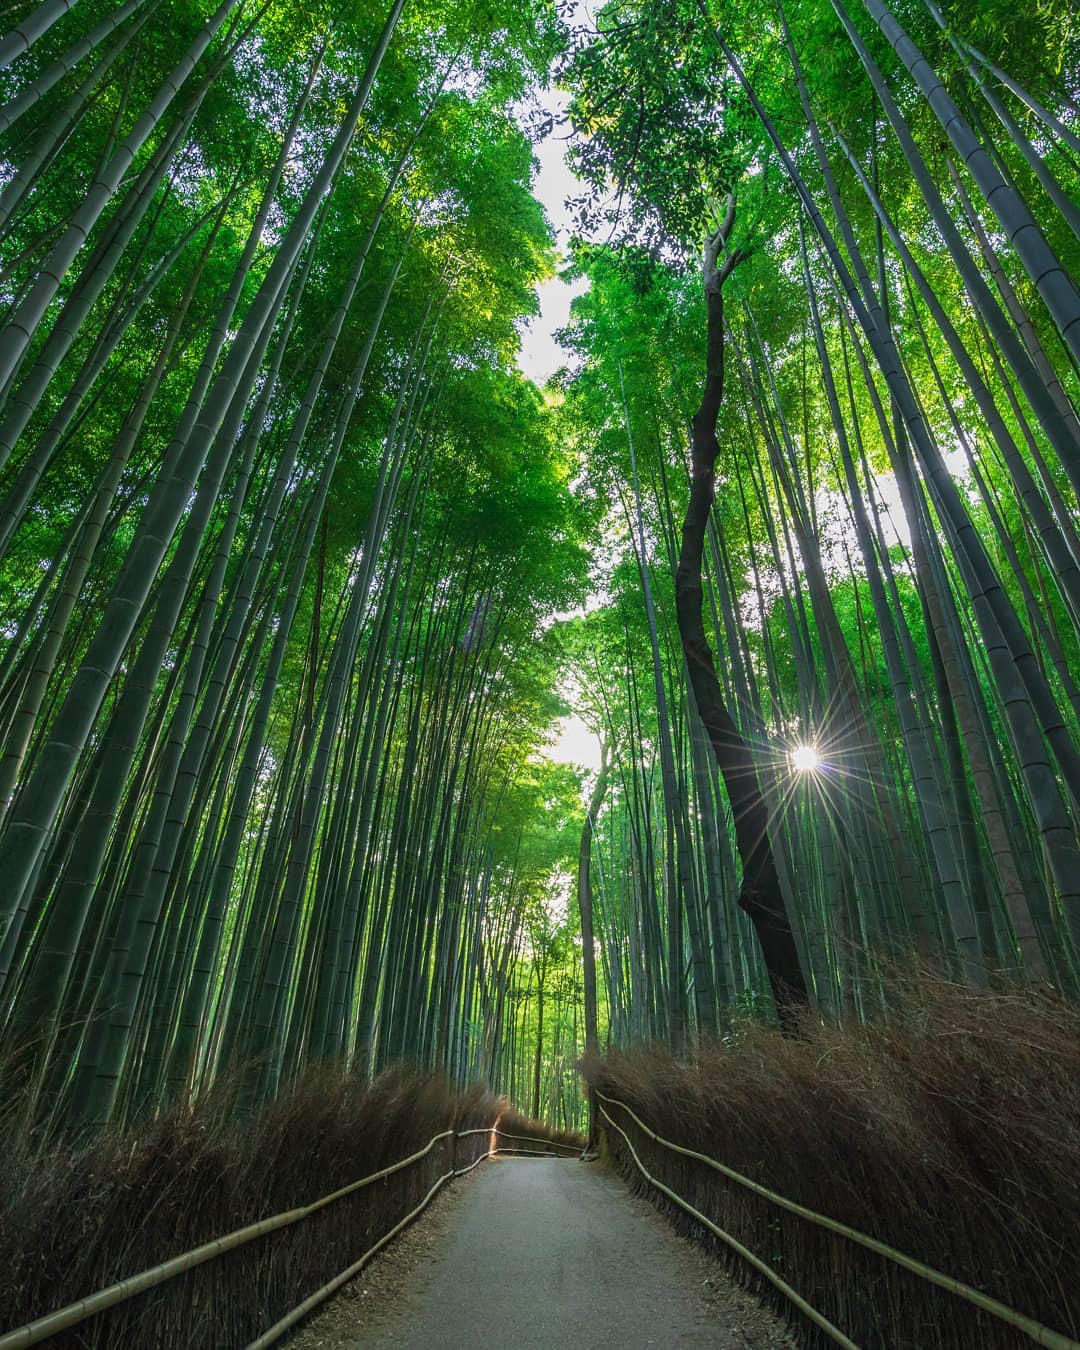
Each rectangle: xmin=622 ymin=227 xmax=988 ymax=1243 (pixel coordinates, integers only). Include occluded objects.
xmin=0 ymin=1126 xmax=575 ymax=1349
xmin=595 ymin=1092 xmax=1080 ymax=1350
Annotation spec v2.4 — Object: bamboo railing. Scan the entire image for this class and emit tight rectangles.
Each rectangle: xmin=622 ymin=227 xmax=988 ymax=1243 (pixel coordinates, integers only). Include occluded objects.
xmin=0 ymin=1126 xmax=577 ymax=1349
xmin=595 ymin=1092 xmax=1080 ymax=1350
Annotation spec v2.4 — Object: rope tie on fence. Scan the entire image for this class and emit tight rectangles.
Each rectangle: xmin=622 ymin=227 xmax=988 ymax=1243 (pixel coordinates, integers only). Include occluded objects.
xmin=595 ymin=1091 xmax=1080 ymax=1350
xmin=0 ymin=1125 xmax=569 ymax=1349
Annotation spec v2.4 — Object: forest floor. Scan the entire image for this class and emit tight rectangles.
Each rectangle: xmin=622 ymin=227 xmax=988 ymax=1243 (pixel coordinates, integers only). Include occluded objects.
xmin=287 ymin=1156 xmax=796 ymax=1348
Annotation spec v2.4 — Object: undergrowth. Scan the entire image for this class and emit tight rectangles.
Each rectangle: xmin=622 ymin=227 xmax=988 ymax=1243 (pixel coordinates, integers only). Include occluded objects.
xmin=583 ymin=973 xmax=1079 ymax=1349
xmin=0 ymin=1064 xmax=579 ymax=1347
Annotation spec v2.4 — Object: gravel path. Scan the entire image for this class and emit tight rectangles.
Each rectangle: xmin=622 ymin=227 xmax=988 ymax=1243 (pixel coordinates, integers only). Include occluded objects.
xmin=288 ymin=1157 xmax=795 ymax=1348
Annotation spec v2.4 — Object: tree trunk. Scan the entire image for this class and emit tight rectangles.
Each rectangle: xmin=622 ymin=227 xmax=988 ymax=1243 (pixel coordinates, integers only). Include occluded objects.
xmin=674 ymin=200 xmax=809 ymax=1028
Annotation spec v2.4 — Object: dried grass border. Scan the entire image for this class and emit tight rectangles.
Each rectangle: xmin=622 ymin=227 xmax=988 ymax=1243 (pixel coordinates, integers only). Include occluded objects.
xmin=583 ymin=973 xmax=1080 ymax=1349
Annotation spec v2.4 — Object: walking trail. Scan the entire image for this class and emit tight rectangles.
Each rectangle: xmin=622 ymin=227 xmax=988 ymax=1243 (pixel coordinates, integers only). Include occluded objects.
xmin=289 ymin=1157 xmax=794 ymax=1348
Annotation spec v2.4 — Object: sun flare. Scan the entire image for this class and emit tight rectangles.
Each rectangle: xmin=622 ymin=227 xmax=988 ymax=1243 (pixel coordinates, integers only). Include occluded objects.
xmin=790 ymin=743 xmax=821 ymax=773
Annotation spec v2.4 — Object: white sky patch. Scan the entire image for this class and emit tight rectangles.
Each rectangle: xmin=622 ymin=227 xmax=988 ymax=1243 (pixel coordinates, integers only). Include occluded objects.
xmin=828 ymin=445 xmax=971 ymax=559
xmin=734 ymin=445 xmax=971 ymax=630
xmin=548 ymin=712 xmax=603 ymax=772
xmin=518 ymin=86 xmax=590 ymax=385
xmin=519 ymin=270 xmax=589 ymax=383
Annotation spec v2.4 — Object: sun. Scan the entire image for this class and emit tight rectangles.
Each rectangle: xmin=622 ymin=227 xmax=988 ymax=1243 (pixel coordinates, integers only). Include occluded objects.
xmin=790 ymin=743 xmax=821 ymax=774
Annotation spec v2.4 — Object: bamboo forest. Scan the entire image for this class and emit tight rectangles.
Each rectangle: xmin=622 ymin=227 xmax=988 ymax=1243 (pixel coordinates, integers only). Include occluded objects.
xmin=1 ymin=0 xmax=1079 ymax=1343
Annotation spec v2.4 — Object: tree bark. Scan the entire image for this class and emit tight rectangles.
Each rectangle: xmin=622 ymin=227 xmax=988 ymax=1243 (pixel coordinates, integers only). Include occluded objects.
xmin=674 ymin=201 xmax=809 ymax=1028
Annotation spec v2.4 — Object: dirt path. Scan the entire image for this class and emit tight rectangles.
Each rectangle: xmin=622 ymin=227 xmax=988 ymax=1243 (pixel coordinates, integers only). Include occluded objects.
xmin=288 ymin=1157 xmax=795 ymax=1348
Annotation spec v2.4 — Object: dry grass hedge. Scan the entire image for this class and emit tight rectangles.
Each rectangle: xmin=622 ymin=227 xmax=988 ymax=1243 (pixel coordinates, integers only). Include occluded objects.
xmin=0 ymin=1064 xmax=578 ymax=1347
xmin=583 ymin=974 xmax=1080 ymax=1349
xmin=494 ymin=1102 xmax=583 ymax=1155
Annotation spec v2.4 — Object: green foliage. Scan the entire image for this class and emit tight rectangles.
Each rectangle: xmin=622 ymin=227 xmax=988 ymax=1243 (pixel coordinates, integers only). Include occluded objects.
xmin=1 ymin=0 xmax=1079 ymax=1149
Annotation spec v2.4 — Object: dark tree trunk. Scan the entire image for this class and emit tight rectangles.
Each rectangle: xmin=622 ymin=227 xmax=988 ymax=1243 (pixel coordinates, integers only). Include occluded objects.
xmin=674 ymin=200 xmax=809 ymax=1029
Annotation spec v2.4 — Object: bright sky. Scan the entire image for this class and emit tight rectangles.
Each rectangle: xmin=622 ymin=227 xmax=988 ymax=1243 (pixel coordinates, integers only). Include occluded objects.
xmin=516 ymin=89 xmax=590 ymax=385
xmin=549 ymin=711 xmax=603 ymax=772
xmin=514 ymin=82 xmax=605 ymax=777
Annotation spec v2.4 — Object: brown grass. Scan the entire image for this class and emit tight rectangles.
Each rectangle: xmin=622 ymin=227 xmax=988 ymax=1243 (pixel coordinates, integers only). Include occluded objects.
xmin=0 ymin=1064 xmax=578 ymax=1347
xmin=583 ymin=973 xmax=1080 ymax=1349
xmin=495 ymin=1102 xmax=584 ymax=1154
